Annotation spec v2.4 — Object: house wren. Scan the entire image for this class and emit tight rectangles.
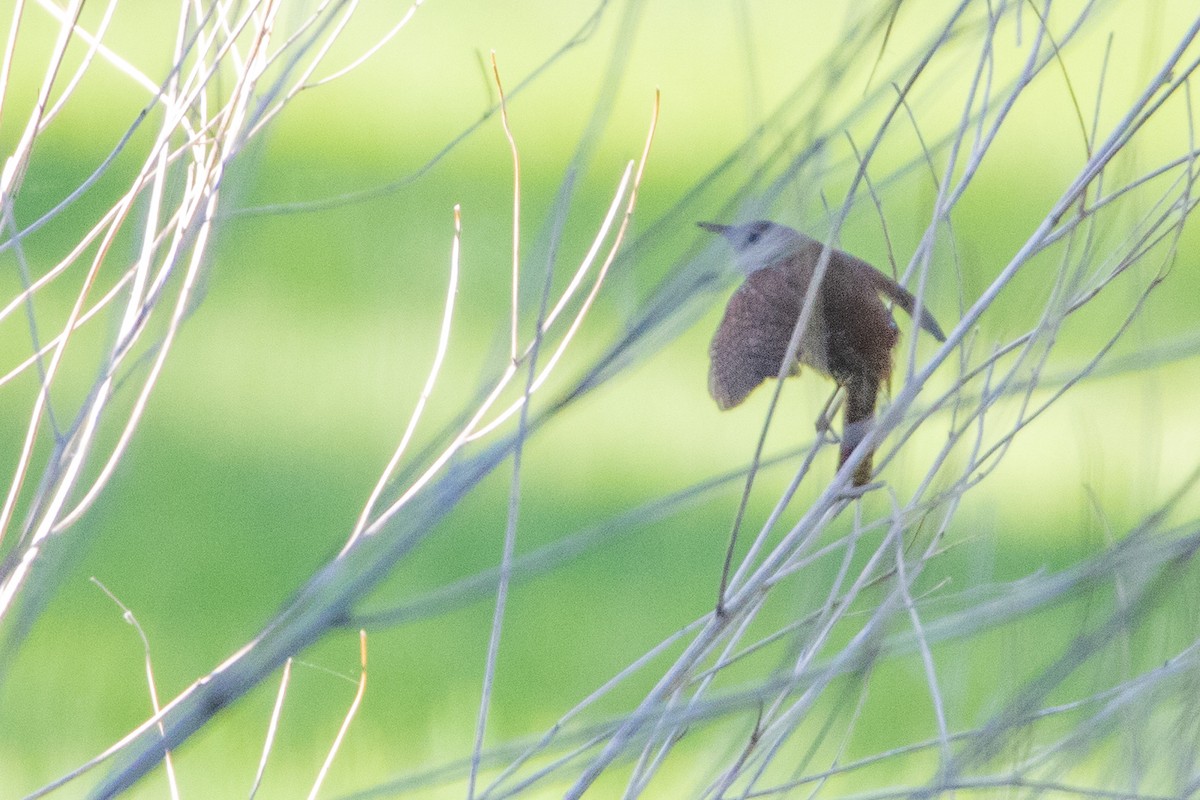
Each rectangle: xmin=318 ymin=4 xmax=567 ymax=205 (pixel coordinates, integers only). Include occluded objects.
xmin=700 ymin=220 xmax=946 ymax=486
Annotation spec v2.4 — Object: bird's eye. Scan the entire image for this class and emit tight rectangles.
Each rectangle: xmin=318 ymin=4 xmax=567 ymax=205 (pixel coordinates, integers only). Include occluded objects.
xmin=747 ymin=231 xmax=761 ymax=244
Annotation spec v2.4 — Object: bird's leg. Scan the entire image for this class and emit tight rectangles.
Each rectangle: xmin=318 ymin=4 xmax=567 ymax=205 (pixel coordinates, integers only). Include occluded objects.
xmin=815 ymin=386 xmax=844 ymax=440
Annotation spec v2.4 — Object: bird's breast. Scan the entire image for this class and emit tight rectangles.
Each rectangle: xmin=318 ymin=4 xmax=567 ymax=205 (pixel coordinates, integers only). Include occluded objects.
xmin=795 ymin=304 xmax=830 ymax=376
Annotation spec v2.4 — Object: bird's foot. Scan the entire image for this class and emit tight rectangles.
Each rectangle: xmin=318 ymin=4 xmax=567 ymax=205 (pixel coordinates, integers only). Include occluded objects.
xmin=836 ymin=480 xmax=883 ymax=499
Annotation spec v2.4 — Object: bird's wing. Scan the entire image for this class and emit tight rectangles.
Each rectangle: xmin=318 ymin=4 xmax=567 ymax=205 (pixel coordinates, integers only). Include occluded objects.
xmin=708 ymin=268 xmax=803 ymax=410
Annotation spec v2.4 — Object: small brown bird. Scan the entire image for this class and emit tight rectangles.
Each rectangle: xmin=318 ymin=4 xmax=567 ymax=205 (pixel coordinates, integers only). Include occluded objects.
xmin=700 ymin=220 xmax=946 ymax=486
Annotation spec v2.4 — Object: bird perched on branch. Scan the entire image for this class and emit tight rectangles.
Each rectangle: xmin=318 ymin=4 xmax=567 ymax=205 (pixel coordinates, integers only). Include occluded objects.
xmin=700 ymin=220 xmax=946 ymax=487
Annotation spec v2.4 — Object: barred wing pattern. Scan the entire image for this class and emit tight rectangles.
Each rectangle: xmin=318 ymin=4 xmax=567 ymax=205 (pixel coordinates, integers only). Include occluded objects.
xmin=708 ymin=266 xmax=808 ymax=410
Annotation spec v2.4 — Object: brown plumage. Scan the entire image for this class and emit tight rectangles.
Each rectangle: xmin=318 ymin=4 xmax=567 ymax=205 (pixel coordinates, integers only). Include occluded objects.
xmin=701 ymin=220 xmax=946 ymax=486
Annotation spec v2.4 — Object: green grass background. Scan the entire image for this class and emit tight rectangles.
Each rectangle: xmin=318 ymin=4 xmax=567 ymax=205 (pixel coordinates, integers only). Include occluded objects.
xmin=2 ymin=1 xmax=1199 ymax=797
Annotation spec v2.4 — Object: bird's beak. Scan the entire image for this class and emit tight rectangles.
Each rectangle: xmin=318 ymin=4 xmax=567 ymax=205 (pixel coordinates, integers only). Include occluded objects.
xmin=697 ymin=221 xmax=732 ymax=236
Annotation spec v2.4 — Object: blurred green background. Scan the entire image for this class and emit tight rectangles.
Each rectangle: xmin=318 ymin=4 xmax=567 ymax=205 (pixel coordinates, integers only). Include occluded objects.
xmin=2 ymin=1 xmax=1199 ymax=797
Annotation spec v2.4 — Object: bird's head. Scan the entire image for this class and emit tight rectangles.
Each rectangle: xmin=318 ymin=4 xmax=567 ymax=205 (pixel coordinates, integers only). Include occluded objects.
xmin=698 ymin=220 xmax=806 ymax=276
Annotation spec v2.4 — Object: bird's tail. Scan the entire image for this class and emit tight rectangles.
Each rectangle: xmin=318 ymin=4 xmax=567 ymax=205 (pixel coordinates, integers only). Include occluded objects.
xmin=871 ymin=271 xmax=947 ymax=342
xmin=841 ymin=374 xmax=879 ymax=487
